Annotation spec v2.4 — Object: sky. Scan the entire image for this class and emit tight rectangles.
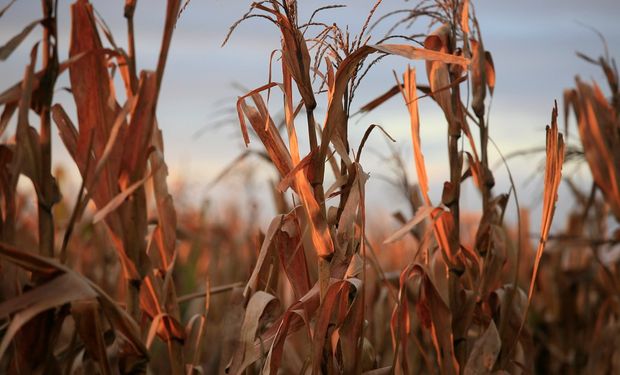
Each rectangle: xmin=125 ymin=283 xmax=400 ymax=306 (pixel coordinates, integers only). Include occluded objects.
xmin=1 ymin=0 xmax=619 ymax=226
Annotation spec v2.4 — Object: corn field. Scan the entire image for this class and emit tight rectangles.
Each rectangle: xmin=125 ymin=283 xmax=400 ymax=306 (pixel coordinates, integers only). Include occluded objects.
xmin=0 ymin=0 xmax=618 ymax=374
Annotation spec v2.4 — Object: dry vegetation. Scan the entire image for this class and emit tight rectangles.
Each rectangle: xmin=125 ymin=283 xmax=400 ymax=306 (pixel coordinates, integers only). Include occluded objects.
xmin=0 ymin=0 xmax=618 ymax=374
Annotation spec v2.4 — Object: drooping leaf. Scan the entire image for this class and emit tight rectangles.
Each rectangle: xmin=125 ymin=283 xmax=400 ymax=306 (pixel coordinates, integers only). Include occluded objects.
xmin=72 ymin=299 xmax=113 ymax=375
xmin=0 ymin=272 xmax=97 ymax=358
xmin=464 ymin=320 xmax=501 ymax=374
xmin=227 ymin=291 xmax=278 ymax=375
xmin=0 ymin=242 xmax=148 ymax=357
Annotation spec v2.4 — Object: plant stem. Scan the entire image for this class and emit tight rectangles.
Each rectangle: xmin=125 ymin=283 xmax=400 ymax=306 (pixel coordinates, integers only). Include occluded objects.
xmin=38 ymin=0 xmax=58 ymax=258
xmin=448 ymin=12 xmax=464 ymax=369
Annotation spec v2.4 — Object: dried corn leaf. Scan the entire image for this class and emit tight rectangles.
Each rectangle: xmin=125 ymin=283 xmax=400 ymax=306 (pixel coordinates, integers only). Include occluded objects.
xmin=338 ymin=279 xmax=365 ymax=374
xmin=397 ymin=264 xmax=459 ymax=374
xmin=150 ymin=125 xmax=177 ymax=267
xmin=227 ymin=291 xmax=278 ymax=375
xmin=140 ymin=276 xmax=185 ymax=342
xmin=69 ymin=0 xmax=122 ymax=208
xmin=12 ymin=46 xmax=41 ymax=192
xmin=461 ymin=0 xmax=470 ymax=34
xmin=253 ymin=2 xmax=315 ymax=109
xmin=259 ymin=281 xmax=325 ymax=373
xmin=312 ymin=279 xmax=361 ymax=375
xmin=523 ymin=103 xmax=565 ymax=331
xmin=401 ymin=67 xmax=431 ymax=205
xmin=276 ymin=148 xmax=315 ymax=193
xmin=485 ymin=51 xmax=495 ymax=94
xmin=239 ymin=97 xmax=293 ymax=177
xmin=337 ymin=164 xmax=368 ymax=244
xmin=0 ymin=242 xmax=147 ymax=356
xmin=0 ymin=19 xmax=40 ymax=61
xmin=51 ymin=104 xmax=80 ymax=162
xmin=0 ymin=272 xmax=98 ymax=359
xmin=470 ymin=38 xmax=487 ymax=117
xmin=370 ymin=44 xmax=469 ymax=67
xmin=72 ymin=299 xmax=113 ymax=375
xmin=359 ymin=84 xmax=400 ymax=113
xmin=0 ymin=50 xmax=88 ymax=106
xmin=422 ymin=25 xmax=454 ymax=123
xmin=244 ymin=215 xmax=284 ymax=297
xmin=0 ymin=101 xmax=16 ymax=137
xmin=276 ymin=211 xmax=312 ymax=299
xmin=464 ymin=320 xmax=501 ymax=374
xmin=236 ymin=82 xmax=278 ymax=146
xmin=154 ymin=0 xmax=181 ymax=92
xmin=571 ymin=79 xmax=620 ymax=219
xmin=92 ymin=170 xmax=152 ymax=224
xmin=432 ymin=207 xmax=461 ymax=269
xmin=120 ymin=71 xmax=157 ymax=184
xmin=384 ymin=205 xmax=433 ymax=244
xmin=319 ymin=43 xmax=469 ymax=166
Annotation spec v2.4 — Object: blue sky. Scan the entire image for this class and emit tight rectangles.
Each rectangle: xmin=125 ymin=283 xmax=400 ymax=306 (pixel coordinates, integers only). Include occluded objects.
xmin=1 ymin=0 xmax=619 ymax=223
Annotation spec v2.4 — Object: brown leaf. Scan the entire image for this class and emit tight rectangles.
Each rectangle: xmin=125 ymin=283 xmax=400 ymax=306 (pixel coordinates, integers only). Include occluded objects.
xmin=51 ymin=104 xmax=80 ymax=162
xmin=0 ymin=101 xmax=16 ymax=137
xmin=228 ymin=291 xmax=278 ymax=375
xmin=239 ymin=95 xmax=293 ymax=177
xmin=0 ymin=19 xmax=40 ymax=61
xmin=154 ymin=0 xmax=181 ymax=93
xmin=461 ymin=0 xmax=470 ymax=34
xmin=244 ymin=215 xmax=284 ymax=297
xmin=235 ymin=82 xmax=278 ymax=146
xmin=339 ymin=280 xmax=366 ymax=373
xmin=371 ymin=43 xmax=470 ymax=67
xmin=120 ymin=71 xmax=157 ymax=185
xmin=319 ymin=42 xmax=469 ymax=167
xmin=520 ymin=103 xmax=565 ymax=340
xmin=470 ymin=38 xmax=487 ymax=117
xmin=13 ymin=45 xmax=42 ymax=192
xmin=571 ymin=80 xmax=620 ymax=219
xmin=69 ymin=0 xmax=120 ymax=201
xmin=92 ymin=170 xmax=152 ymax=224
xmin=0 ymin=272 xmax=98 ymax=358
xmin=384 ymin=205 xmax=434 ymax=244
xmin=396 ymin=264 xmax=459 ymax=374
xmin=0 ymin=50 xmax=89 ymax=106
xmin=275 ymin=211 xmax=312 ymax=299
xmin=337 ymin=164 xmax=368 ymax=244
xmin=0 ymin=242 xmax=147 ymax=357
xmin=359 ymin=84 xmax=400 ymax=113
xmin=276 ymin=147 xmax=316 ymax=193
xmin=422 ymin=25 xmax=454 ymax=123
xmin=464 ymin=320 xmax=501 ymax=375
xmin=72 ymin=299 xmax=113 ymax=375
xmin=400 ymin=66 xmax=431 ymax=205
xmin=258 ymin=280 xmax=327 ymax=373
xmin=485 ymin=51 xmax=496 ymax=94
xmin=432 ymin=207 xmax=461 ymax=269
xmin=149 ymin=124 xmax=178 ymax=267
xmin=312 ymin=279 xmax=360 ymax=375
xmin=0 ymin=0 xmax=17 ymax=18
xmin=253 ymin=2 xmax=315 ymax=110
xmin=92 ymin=98 xmax=135 ymax=186
xmin=362 ymin=367 xmax=392 ymax=375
